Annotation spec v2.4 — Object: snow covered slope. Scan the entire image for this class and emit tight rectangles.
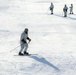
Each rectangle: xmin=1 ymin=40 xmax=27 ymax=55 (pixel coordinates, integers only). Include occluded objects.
xmin=0 ymin=0 xmax=76 ymax=75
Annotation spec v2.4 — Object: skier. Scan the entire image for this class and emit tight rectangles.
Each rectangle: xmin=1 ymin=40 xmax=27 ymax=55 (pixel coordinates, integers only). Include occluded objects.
xmin=49 ymin=3 xmax=54 ymax=14
xmin=69 ymin=4 xmax=73 ymax=14
xmin=19 ymin=28 xmax=31 ymax=55
xmin=63 ymin=4 xmax=68 ymax=17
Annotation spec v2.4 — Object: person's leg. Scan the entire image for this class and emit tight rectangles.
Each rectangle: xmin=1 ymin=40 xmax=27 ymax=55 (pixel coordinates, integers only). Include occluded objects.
xmin=72 ymin=9 xmax=73 ymax=14
xmin=66 ymin=12 xmax=67 ymax=17
xmin=24 ymin=43 xmax=29 ymax=54
xmin=64 ymin=12 xmax=67 ymax=17
xmin=19 ymin=44 xmax=24 ymax=55
xmin=51 ymin=9 xmax=53 ymax=14
xmin=70 ymin=9 xmax=71 ymax=14
xmin=64 ymin=12 xmax=66 ymax=17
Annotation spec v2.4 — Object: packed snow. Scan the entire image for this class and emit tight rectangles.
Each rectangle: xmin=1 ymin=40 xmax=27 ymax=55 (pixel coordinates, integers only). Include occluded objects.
xmin=0 ymin=0 xmax=76 ymax=75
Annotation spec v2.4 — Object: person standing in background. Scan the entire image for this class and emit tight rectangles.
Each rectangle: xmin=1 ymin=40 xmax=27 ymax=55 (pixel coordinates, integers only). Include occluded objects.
xmin=69 ymin=4 xmax=73 ymax=14
xmin=63 ymin=4 xmax=68 ymax=17
xmin=50 ymin=3 xmax=54 ymax=14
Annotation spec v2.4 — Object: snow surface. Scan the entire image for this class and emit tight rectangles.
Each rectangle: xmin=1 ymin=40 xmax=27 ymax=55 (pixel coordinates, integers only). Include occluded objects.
xmin=0 ymin=0 xmax=76 ymax=75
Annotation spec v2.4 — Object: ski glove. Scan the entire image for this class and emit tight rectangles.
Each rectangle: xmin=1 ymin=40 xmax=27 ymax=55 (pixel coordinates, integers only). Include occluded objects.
xmin=27 ymin=37 xmax=31 ymax=42
xmin=21 ymin=39 xmax=26 ymax=44
xmin=50 ymin=7 xmax=52 ymax=10
xmin=29 ymin=38 xmax=31 ymax=42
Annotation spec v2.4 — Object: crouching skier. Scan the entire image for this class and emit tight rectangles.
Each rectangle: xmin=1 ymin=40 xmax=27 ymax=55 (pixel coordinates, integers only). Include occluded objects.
xmin=63 ymin=4 xmax=68 ymax=17
xmin=19 ymin=28 xmax=31 ymax=55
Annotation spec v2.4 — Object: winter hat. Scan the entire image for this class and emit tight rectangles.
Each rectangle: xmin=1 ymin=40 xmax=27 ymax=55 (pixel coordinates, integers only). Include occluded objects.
xmin=25 ymin=28 xmax=28 ymax=32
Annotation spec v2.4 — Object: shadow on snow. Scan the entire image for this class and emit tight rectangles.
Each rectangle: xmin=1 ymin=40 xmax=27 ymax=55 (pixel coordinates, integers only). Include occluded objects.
xmin=54 ymin=14 xmax=76 ymax=20
xmin=30 ymin=55 xmax=60 ymax=71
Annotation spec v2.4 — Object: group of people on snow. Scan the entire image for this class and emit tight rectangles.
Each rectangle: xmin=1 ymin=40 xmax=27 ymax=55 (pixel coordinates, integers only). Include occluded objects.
xmin=49 ymin=3 xmax=74 ymax=17
xmin=18 ymin=3 xmax=74 ymax=56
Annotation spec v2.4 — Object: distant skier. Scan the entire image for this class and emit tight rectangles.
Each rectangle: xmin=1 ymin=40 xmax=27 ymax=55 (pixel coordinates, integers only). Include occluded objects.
xmin=69 ymin=4 xmax=73 ymax=14
xmin=63 ymin=4 xmax=68 ymax=17
xmin=49 ymin=3 xmax=54 ymax=14
xmin=19 ymin=28 xmax=31 ymax=55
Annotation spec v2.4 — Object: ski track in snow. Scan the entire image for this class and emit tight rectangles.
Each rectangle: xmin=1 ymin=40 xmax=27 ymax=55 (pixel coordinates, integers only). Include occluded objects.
xmin=0 ymin=55 xmax=46 ymax=75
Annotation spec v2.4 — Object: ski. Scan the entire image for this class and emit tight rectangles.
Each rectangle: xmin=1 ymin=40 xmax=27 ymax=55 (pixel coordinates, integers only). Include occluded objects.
xmin=14 ymin=54 xmax=38 ymax=56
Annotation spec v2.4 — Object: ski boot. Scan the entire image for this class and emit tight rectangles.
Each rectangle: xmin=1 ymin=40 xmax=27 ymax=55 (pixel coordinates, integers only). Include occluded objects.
xmin=19 ymin=52 xmax=24 ymax=55
xmin=24 ymin=51 xmax=29 ymax=55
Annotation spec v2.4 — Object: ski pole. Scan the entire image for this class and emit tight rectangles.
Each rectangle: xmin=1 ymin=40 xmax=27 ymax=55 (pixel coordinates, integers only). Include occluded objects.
xmin=10 ymin=42 xmax=30 ymax=52
xmin=10 ymin=45 xmax=21 ymax=52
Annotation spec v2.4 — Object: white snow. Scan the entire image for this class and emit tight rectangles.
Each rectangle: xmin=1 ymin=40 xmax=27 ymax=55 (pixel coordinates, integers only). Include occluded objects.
xmin=0 ymin=0 xmax=76 ymax=75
